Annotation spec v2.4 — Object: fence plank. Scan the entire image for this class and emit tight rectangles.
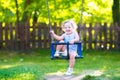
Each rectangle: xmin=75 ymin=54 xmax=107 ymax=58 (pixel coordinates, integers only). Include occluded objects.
xmin=99 ymin=23 xmax=103 ymax=49
xmin=19 ymin=23 xmax=26 ymax=50
xmin=78 ymin=23 xmax=82 ymax=42
xmin=0 ymin=23 xmax=2 ymax=48
xmin=88 ymin=23 xmax=92 ymax=49
xmin=103 ymin=23 xmax=107 ymax=49
xmin=25 ymin=23 xmax=30 ymax=49
xmin=5 ymin=24 xmax=9 ymax=49
xmin=83 ymin=23 xmax=87 ymax=50
xmin=32 ymin=25 xmax=36 ymax=48
xmin=109 ymin=23 xmax=113 ymax=49
xmin=94 ymin=23 xmax=99 ymax=49
xmin=114 ymin=23 xmax=119 ymax=49
xmin=43 ymin=24 xmax=47 ymax=48
xmin=38 ymin=23 xmax=42 ymax=48
xmin=9 ymin=23 xmax=14 ymax=49
xmin=15 ymin=24 xmax=19 ymax=50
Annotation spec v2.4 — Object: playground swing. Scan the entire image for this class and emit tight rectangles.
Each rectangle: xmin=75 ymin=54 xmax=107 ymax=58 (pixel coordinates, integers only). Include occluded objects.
xmin=46 ymin=0 xmax=84 ymax=60
xmin=51 ymin=41 xmax=83 ymax=60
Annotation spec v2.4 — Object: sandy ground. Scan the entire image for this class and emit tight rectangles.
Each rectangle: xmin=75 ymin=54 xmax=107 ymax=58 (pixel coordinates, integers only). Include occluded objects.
xmin=44 ymin=70 xmax=103 ymax=80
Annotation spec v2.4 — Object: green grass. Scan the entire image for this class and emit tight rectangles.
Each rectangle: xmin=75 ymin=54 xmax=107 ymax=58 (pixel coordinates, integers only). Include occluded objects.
xmin=0 ymin=49 xmax=120 ymax=80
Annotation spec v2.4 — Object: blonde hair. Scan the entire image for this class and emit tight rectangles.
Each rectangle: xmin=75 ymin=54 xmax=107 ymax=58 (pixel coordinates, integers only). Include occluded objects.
xmin=61 ymin=20 xmax=78 ymax=32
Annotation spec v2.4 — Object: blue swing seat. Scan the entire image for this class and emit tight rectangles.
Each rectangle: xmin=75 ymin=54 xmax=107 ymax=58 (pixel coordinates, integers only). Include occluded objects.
xmin=51 ymin=42 xmax=83 ymax=60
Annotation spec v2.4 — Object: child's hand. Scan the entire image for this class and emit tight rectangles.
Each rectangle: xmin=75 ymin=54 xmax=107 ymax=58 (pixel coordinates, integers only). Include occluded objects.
xmin=50 ymin=30 xmax=54 ymax=35
xmin=70 ymin=40 xmax=74 ymax=44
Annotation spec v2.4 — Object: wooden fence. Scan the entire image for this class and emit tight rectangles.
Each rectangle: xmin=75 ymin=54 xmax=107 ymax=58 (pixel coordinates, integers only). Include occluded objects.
xmin=0 ymin=22 xmax=120 ymax=50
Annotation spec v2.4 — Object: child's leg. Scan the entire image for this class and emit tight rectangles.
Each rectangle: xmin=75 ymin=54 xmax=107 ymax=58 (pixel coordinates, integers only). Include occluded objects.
xmin=69 ymin=53 xmax=76 ymax=68
xmin=56 ymin=40 xmax=65 ymax=51
xmin=65 ymin=52 xmax=76 ymax=75
xmin=54 ymin=40 xmax=65 ymax=57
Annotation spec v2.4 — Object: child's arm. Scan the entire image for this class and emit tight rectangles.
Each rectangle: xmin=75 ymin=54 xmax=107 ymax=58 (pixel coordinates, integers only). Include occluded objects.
xmin=50 ymin=30 xmax=64 ymax=41
xmin=70 ymin=31 xmax=80 ymax=44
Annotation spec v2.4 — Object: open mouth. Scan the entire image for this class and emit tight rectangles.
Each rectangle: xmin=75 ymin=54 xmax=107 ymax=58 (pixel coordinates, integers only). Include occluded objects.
xmin=66 ymin=30 xmax=70 ymax=32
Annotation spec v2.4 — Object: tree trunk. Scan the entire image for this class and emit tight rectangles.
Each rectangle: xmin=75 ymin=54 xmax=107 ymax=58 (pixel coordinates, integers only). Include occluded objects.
xmin=21 ymin=0 xmax=33 ymax=23
xmin=15 ymin=0 xmax=19 ymax=25
xmin=15 ymin=0 xmax=20 ymax=42
xmin=112 ymin=0 xmax=120 ymax=25
xmin=112 ymin=0 xmax=120 ymax=49
xmin=32 ymin=9 xmax=39 ymax=26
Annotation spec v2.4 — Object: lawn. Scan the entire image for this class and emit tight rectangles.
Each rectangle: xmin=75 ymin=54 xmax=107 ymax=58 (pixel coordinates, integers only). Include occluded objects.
xmin=0 ymin=49 xmax=120 ymax=80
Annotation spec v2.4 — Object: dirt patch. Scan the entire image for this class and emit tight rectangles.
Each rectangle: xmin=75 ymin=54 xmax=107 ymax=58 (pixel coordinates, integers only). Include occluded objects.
xmin=44 ymin=70 xmax=103 ymax=80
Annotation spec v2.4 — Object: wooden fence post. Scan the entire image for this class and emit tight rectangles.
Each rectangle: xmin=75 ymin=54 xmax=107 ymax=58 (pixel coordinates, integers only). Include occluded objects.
xmin=88 ymin=23 xmax=92 ymax=49
xmin=109 ymin=23 xmax=113 ymax=49
xmin=9 ymin=23 xmax=14 ymax=50
xmin=25 ymin=22 xmax=30 ymax=49
xmin=103 ymin=22 xmax=107 ymax=49
xmin=99 ymin=23 xmax=103 ymax=49
xmin=38 ymin=23 xmax=42 ymax=48
xmin=78 ymin=23 xmax=82 ymax=43
xmin=5 ymin=23 xmax=9 ymax=49
xmin=94 ymin=23 xmax=99 ymax=49
xmin=114 ymin=23 xmax=119 ymax=49
xmin=83 ymin=23 xmax=87 ymax=50
xmin=32 ymin=24 xmax=36 ymax=48
xmin=15 ymin=23 xmax=19 ymax=50
xmin=0 ymin=22 xmax=2 ymax=49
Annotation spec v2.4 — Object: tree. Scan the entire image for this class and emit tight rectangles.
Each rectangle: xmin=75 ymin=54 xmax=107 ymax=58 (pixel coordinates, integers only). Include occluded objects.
xmin=112 ymin=0 xmax=120 ymax=26
xmin=0 ymin=0 xmax=113 ymax=23
xmin=112 ymin=0 xmax=120 ymax=49
xmin=21 ymin=0 xmax=33 ymax=23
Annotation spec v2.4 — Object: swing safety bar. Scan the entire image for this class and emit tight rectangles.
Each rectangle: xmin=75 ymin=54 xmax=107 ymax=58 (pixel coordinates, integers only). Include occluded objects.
xmin=51 ymin=42 xmax=83 ymax=60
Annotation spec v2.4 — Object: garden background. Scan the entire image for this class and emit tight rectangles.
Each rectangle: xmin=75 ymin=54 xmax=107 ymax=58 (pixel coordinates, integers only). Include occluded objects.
xmin=0 ymin=0 xmax=120 ymax=80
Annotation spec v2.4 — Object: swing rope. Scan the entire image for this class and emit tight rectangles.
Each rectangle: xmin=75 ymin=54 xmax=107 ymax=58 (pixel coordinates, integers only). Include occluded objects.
xmin=46 ymin=0 xmax=54 ymax=43
xmin=79 ymin=0 xmax=84 ymax=43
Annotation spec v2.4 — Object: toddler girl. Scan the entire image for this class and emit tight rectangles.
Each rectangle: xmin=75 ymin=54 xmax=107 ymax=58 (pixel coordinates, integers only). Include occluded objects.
xmin=50 ymin=20 xmax=80 ymax=75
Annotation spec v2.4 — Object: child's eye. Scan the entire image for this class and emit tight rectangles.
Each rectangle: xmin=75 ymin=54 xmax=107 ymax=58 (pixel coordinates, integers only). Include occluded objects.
xmin=68 ymin=26 xmax=71 ymax=28
xmin=64 ymin=26 xmax=71 ymax=29
xmin=65 ymin=27 xmax=67 ymax=29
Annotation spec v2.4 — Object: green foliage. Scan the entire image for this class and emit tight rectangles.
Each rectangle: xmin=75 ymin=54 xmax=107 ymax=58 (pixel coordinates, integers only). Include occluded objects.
xmin=83 ymin=0 xmax=113 ymax=23
xmin=0 ymin=64 xmax=41 ymax=80
xmin=0 ymin=0 xmax=113 ymax=23
xmin=82 ymin=75 xmax=95 ymax=80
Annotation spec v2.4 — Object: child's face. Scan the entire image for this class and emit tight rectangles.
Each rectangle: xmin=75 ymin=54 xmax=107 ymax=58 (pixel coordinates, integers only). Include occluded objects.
xmin=64 ymin=23 xmax=74 ymax=34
